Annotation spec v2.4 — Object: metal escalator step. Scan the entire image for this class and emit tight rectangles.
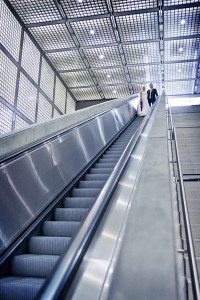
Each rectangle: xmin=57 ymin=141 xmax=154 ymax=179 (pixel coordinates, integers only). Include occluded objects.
xmin=54 ymin=208 xmax=88 ymax=221
xmin=185 ymin=191 xmax=200 ymax=200
xmin=184 ymin=182 xmax=200 ymax=191
xmin=90 ymin=168 xmax=113 ymax=174
xmin=94 ymin=162 xmax=115 ymax=168
xmin=79 ymin=181 xmax=105 ymax=188
xmin=182 ymin=224 xmax=200 ymax=239
xmin=103 ymin=153 xmax=121 ymax=158
xmin=99 ymin=158 xmax=119 ymax=163
xmin=43 ymin=221 xmax=80 ymax=237
xmin=12 ymin=254 xmax=59 ymax=278
xmin=29 ymin=236 xmax=71 ymax=255
xmin=0 ymin=277 xmax=45 ymax=300
xmin=63 ymin=197 xmax=95 ymax=208
xmin=180 ymin=211 xmax=200 ymax=225
xmin=85 ymin=174 xmax=110 ymax=181
xmin=71 ymin=188 xmax=101 ymax=197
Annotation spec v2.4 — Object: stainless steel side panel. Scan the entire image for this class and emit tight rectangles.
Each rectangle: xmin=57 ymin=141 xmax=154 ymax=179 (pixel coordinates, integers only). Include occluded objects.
xmin=0 ymin=99 xmax=138 ymax=254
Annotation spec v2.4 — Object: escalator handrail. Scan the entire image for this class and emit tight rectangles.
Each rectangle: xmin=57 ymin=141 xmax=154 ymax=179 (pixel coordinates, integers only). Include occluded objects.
xmin=0 ymin=95 xmax=139 ymax=164
xmin=172 ymin=126 xmax=200 ymax=300
xmin=37 ymin=98 xmax=158 ymax=300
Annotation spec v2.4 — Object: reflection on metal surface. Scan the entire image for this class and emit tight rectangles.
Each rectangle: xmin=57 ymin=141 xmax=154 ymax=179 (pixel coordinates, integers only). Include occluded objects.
xmin=0 ymin=98 xmax=138 ymax=254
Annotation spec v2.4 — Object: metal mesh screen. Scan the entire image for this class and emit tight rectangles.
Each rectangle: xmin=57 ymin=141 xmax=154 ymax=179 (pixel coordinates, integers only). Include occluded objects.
xmin=40 ymin=58 xmax=55 ymax=100
xmin=165 ymin=80 xmax=195 ymax=95
xmin=37 ymin=93 xmax=53 ymax=122
xmin=21 ymin=32 xmax=40 ymax=83
xmin=70 ymin=18 xmax=115 ymax=46
xmin=60 ymin=71 xmax=94 ymax=87
xmin=164 ymin=7 xmax=200 ymax=38
xmin=164 ymin=0 xmax=199 ymax=6
xmin=0 ymin=51 xmax=18 ymax=105
xmin=15 ymin=115 xmax=29 ymax=130
xmin=54 ymin=76 xmax=66 ymax=113
xmin=53 ymin=108 xmax=61 ymax=118
xmin=71 ymin=87 xmax=101 ymax=101
xmin=1 ymin=1 xmax=21 ymax=61
xmin=92 ymin=68 xmax=127 ymax=84
xmin=112 ymin=0 xmax=157 ymax=12
xmin=165 ymin=62 xmax=197 ymax=80
xmin=61 ymin=0 xmax=108 ymax=18
xmin=0 ymin=102 xmax=13 ymax=134
xmin=17 ymin=73 xmax=37 ymax=122
xmin=128 ymin=65 xmax=161 ymax=82
xmin=116 ymin=13 xmax=159 ymax=42
xmin=29 ymin=24 xmax=75 ymax=51
xmin=46 ymin=50 xmax=85 ymax=71
xmin=123 ymin=42 xmax=160 ymax=64
xmin=9 ymin=0 xmax=61 ymax=24
xmin=100 ymin=85 xmax=130 ymax=99
xmin=66 ymin=93 xmax=76 ymax=113
xmin=83 ymin=46 xmax=122 ymax=68
xmin=164 ymin=38 xmax=200 ymax=61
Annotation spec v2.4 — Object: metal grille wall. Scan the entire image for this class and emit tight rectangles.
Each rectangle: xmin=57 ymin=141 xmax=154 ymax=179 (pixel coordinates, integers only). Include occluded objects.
xmin=0 ymin=0 xmax=76 ymax=135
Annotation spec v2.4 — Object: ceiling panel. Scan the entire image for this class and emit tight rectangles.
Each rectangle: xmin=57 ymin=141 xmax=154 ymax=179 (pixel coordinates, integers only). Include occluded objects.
xmin=60 ymin=70 xmax=94 ymax=87
xmin=164 ymin=38 xmax=200 ymax=61
xmin=165 ymin=61 xmax=197 ymax=80
xmin=115 ymin=12 xmax=159 ymax=42
xmin=70 ymin=18 xmax=116 ymax=46
xmin=165 ymin=80 xmax=195 ymax=95
xmin=46 ymin=50 xmax=85 ymax=71
xmin=164 ymin=0 xmax=199 ymax=5
xmin=100 ymin=85 xmax=130 ymax=99
xmin=60 ymin=0 xmax=108 ymax=18
xmin=29 ymin=24 xmax=75 ymax=50
xmin=92 ymin=68 xmax=127 ymax=84
xmin=128 ymin=65 xmax=161 ymax=83
xmin=71 ymin=87 xmax=101 ymax=101
xmin=112 ymin=0 xmax=158 ymax=12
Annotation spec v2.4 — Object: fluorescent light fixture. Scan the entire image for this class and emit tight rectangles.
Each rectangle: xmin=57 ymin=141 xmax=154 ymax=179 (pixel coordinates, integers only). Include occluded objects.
xmin=113 ymin=90 xmax=117 ymax=94
xmin=178 ymin=69 xmax=181 ymax=72
xmin=77 ymin=0 xmax=83 ymax=2
xmin=180 ymin=19 xmax=185 ymax=25
xmin=179 ymin=47 xmax=183 ymax=52
xmin=90 ymin=29 xmax=95 ymax=35
xmin=99 ymin=54 xmax=104 ymax=59
xmin=107 ymin=74 xmax=111 ymax=78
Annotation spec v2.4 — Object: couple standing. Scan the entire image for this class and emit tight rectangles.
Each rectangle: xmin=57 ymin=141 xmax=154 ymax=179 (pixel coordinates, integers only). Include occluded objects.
xmin=137 ymin=83 xmax=158 ymax=116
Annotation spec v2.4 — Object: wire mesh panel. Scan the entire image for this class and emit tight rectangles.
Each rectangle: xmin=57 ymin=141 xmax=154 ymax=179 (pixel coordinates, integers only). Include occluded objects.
xmin=29 ymin=24 xmax=75 ymax=51
xmin=112 ymin=0 xmax=158 ymax=12
xmin=71 ymin=87 xmax=101 ymax=101
xmin=60 ymin=71 xmax=94 ymax=87
xmin=40 ymin=58 xmax=55 ymax=100
xmin=46 ymin=50 xmax=85 ymax=71
xmin=164 ymin=38 xmax=200 ymax=61
xmin=165 ymin=62 xmax=197 ymax=80
xmin=0 ymin=51 xmax=18 ymax=105
xmin=8 ymin=0 xmax=61 ymax=24
xmin=92 ymin=67 xmax=127 ymax=84
xmin=37 ymin=93 xmax=53 ymax=122
xmin=164 ymin=0 xmax=199 ymax=6
xmin=83 ymin=46 xmax=122 ymax=68
xmin=61 ymin=0 xmax=108 ymax=18
xmin=21 ymin=32 xmax=40 ymax=83
xmin=53 ymin=108 xmax=62 ymax=118
xmin=54 ymin=76 xmax=66 ymax=113
xmin=66 ymin=93 xmax=76 ymax=113
xmin=165 ymin=80 xmax=195 ymax=95
xmin=164 ymin=7 xmax=200 ymax=38
xmin=0 ymin=102 xmax=13 ymax=134
xmin=128 ymin=65 xmax=161 ymax=82
xmin=115 ymin=12 xmax=159 ymax=42
xmin=1 ymin=1 xmax=21 ymax=61
xmin=123 ymin=42 xmax=160 ymax=64
xmin=100 ymin=84 xmax=130 ymax=99
xmin=17 ymin=73 xmax=37 ymax=122
xmin=15 ymin=115 xmax=30 ymax=130
xmin=70 ymin=18 xmax=116 ymax=46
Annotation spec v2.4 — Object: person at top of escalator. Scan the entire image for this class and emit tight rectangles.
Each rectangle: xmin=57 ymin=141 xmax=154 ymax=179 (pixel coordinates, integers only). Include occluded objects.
xmin=147 ymin=83 xmax=158 ymax=107
xmin=137 ymin=86 xmax=149 ymax=117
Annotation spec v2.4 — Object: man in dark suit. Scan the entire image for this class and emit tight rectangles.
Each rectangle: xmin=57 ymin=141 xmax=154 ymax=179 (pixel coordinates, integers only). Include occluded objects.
xmin=147 ymin=83 xmax=158 ymax=107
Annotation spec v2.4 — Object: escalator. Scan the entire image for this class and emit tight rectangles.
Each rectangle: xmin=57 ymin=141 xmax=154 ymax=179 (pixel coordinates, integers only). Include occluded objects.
xmin=0 ymin=116 xmax=143 ymax=300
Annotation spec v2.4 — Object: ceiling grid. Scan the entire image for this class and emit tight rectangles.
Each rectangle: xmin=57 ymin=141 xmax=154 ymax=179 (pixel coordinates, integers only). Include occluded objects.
xmin=6 ymin=0 xmax=200 ymax=100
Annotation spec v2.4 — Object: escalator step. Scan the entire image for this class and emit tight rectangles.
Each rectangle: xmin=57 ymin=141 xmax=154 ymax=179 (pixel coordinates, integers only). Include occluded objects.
xmin=43 ymin=221 xmax=80 ymax=237
xmin=90 ymin=168 xmax=113 ymax=174
xmin=0 ymin=277 xmax=45 ymax=300
xmin=84 ymin=174 xmax=110 ymax=181
xmin=29 ymin=236 xmax=71 ymax=255
xmin=99 ymin=158 xmax=119 ymax=163
xmin=63 ymin=197 xmax=95 ymax=208
xmin=54 ymin=208 xmax=88 ymax=221
xmin=102 ymin=154 xmax=121 ymax=158
xmin=71 ymin=188 xmax=101 ymax=197
xmin=12 ymin=254 xmax=59 ymax=278
xmin=94 ymin=162 xmax=116 ymax=168
xmin=79 ymin=181 xmax=105 ymax=188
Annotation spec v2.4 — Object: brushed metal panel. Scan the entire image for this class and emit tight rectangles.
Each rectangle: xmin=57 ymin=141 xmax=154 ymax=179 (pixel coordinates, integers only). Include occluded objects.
xmin=0 ymin=99 xmax=137 ymax=254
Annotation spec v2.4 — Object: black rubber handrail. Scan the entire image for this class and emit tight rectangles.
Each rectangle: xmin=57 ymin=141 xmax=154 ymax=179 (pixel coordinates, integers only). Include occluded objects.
xmin=37 ymin=98 xmax=158 ymax=300
xmin=172 ymin=126 xmax=200 ymax=300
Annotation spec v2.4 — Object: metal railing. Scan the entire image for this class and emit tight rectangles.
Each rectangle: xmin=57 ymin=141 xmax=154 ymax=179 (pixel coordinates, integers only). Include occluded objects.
xmin=168 ymin=105 xmax=200 ymax=300
xmin=37 ymin=98 xmax=158 ymax=300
